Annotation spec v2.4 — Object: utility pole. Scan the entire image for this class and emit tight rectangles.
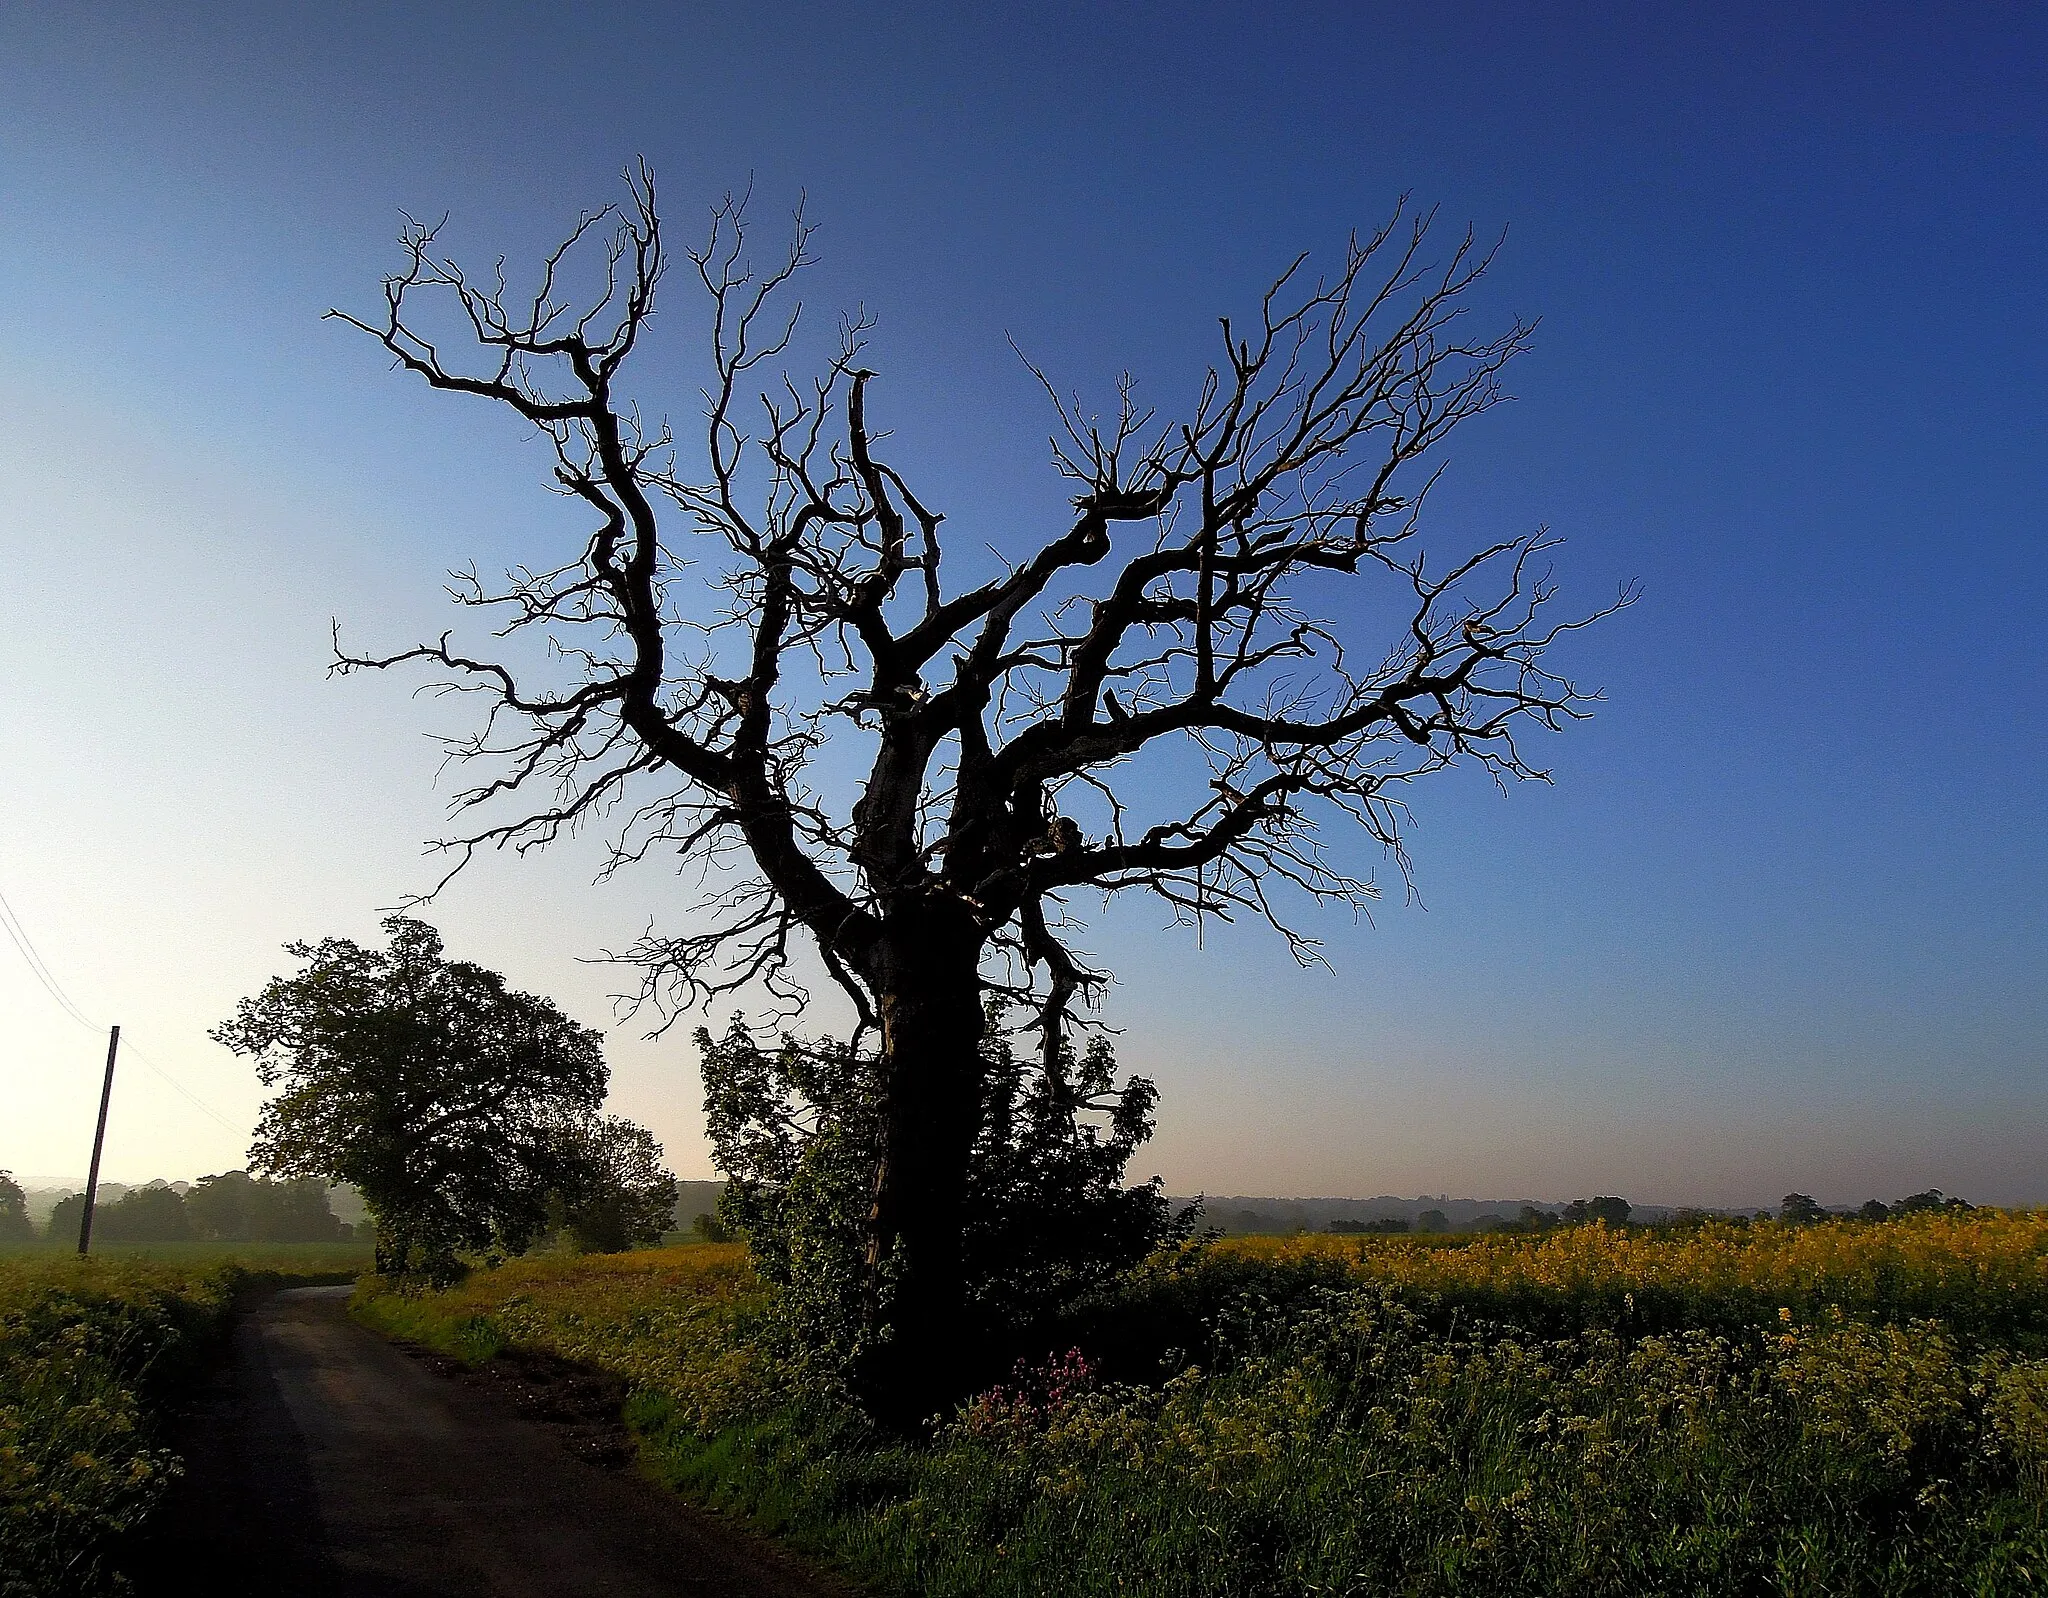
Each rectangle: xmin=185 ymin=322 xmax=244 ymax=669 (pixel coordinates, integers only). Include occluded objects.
xmin=76 ymin=1024 xmax=120 ymax=1255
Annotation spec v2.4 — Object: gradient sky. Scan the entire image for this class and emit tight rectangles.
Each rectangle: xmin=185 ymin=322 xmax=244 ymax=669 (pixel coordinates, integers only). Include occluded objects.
xmin=1 ymin=3 xmax=2042 ymax=1208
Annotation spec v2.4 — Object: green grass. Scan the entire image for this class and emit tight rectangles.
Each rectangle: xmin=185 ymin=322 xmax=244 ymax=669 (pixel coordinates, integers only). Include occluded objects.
xmin=0 ymin=1250 xmax=365 ymax=1597
xmin=355 ymin=1221 xmax=2048 ymax=1597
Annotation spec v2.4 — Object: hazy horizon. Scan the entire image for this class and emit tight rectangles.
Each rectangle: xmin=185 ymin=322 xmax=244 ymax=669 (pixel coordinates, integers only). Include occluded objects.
xmin=4 ymin=1170 xmax=1973 ymax=1219
xmin=4 ymin=3 xmax=2043 ymax=1208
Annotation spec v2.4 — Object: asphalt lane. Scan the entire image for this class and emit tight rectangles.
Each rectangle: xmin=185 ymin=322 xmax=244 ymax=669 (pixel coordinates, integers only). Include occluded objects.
xmin=143 ymin=1285 xmax=838 ymax=1598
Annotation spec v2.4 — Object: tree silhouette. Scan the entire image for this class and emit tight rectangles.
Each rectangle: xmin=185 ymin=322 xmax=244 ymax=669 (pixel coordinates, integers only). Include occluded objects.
xmin=215 ymin=917 xmax=607 ymax=1275
xmin=1779 ymin=1192 xmax=1826 ymax=1225
xmin=331 ymin=169 xmax=1623 ymax=1416
xmin=548 ymin=1115 xmax=679 ymax=1253
xmin=185 ymin=1170 xmax=349 ymax=1243
xmin=0 ymin=1171 xmax=32 ymax=1243
xmin=91 ymin=1185 xmax=194 ymax=1244
xmin=1561 ymin=1196 xmax=1632 ymax=1228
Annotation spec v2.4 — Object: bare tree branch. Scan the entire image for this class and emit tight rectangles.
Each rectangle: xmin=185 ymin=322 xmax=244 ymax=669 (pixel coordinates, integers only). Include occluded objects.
xmin=333 ymin=175 xmax=1625 ymax=1300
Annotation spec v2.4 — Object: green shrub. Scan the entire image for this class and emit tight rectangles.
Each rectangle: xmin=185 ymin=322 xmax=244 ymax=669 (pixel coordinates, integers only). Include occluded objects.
xmin=702 ymin=1014 xmax=1190 ymax=1391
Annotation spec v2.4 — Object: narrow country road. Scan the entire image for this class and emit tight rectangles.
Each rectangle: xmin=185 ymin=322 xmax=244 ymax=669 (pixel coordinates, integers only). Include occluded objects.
xmin=142 ymin=1286 xmax=841 ymax=1598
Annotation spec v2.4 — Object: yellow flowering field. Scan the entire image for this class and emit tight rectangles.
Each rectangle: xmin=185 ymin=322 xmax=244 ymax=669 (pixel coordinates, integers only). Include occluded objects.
xmin=355 ymin=1215 xmax=2048 ymax=1596
xmin=1218 ymin=1209 xmax=2048 ymax=1334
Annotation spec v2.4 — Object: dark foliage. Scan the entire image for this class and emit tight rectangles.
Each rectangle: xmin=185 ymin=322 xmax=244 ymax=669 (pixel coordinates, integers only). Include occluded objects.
xmin=545 ymin=1116 xmax=679 ymax=1253
xmin=184 ymin=1171 xmax=348 ymax=1243
xmin=43 ymin=1194 xmax=84 ymax=1246
xmin=47 ymin=1186 xmax=202 ymax=1246
xmin=1559 ymin=1196 xmax=1632 ymax=1227
xmin=213 ymin=916 xmax=607 ymax=1277
xmin=702 ymin=1014 xmax=1190 ymax=1377
xmin=1892 ymin=1187 xmax=1973 ymax=1215
xmin=39 ymin=1180 xmax=346 ymax=1248
xmin=90 ymin=1188 xmax=193 ymax=1245
xmin=1494 ymin=1204 xmax=1562 ymax=1233
xmin=0 ymin=1172 xmax=30 ymax=1243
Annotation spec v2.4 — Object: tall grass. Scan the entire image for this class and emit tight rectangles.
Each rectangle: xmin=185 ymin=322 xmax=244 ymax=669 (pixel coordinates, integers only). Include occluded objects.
xmin=353 ymin=1243 xmax=777 ymax=1429
xmin=355 ymin=1215 xmax=2048 ymax=1596
xmin=0 ymin=1249 xmax=361 ymax=1597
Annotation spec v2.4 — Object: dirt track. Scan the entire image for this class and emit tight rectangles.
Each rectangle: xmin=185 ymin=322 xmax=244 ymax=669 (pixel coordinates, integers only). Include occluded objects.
xmin=142 ymin=1285 xmax=839 ymax=1598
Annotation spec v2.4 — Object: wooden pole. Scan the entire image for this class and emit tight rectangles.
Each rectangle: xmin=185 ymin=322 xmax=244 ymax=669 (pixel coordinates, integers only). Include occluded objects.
xmin=76 ymin=1024 xmax=120 ymax=1256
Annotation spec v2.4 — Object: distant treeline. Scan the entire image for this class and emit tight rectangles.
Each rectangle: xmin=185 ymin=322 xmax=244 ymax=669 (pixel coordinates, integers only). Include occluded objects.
xmin=15 ymin=1170 xmax=352 ymax=1245
xmin=1185 ymin=1195 xmax=1601 ymax=1237
xmin=660 ymin=1182 xmax=1980 ymax=1242
xmin=1179 ymin=1189 xmax=1977 ymax=1237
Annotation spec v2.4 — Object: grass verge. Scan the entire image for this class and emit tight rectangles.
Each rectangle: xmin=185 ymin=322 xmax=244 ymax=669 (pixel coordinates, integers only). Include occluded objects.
xmin=353 ymin=1218 xmax=2048 ymax=1596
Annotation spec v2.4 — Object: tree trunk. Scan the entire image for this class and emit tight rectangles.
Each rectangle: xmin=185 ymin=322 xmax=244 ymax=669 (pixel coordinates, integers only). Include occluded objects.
xmin=857 ymin=899 xmax=988 ymax=1426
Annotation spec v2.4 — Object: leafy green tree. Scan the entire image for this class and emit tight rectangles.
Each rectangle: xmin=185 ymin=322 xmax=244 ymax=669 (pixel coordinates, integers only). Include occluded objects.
xmin=186 ymin=1170 xmax=348 ymax=1242
xmin=0 ymin=1171 xmax=32 ymax=1242
xmin=213 ymin=916 xmax=607 ymax=1275
xmin=1561 ymin=1196 xmax=1632 ymax=1227
xmin=258 ymin=1176 xmax=349 ymax=1242
xmin=1416 ymin=1208 xmax=1449 ymax=1234
xmin=703 ymin=1013 xmax=1187 ymax=1385
xmin=1779 ymin=1192 xmax=1826 ymax=1225
xmin=548 ymin=1116 xmax=678 ymax=1253
xmin=1858 ymin=1198 xmax=1891 ymax=1222
xmin=94 ymin=1185 xmax=193 ymax=1243
xmin=44 ymin=1192 xmax=83 ymax=1244
xmin=1892 ymin=1188 xmax=1970 ymax=1215
xmin=182 ymin=1170 xmax=252 ymax=1241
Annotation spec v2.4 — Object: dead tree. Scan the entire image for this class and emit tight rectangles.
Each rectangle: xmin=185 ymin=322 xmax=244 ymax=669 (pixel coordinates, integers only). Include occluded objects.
xmin=330 ymin=166 xmax=1624 ymax=1419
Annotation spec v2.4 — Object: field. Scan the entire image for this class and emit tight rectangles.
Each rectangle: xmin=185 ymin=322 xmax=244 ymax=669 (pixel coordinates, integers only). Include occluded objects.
xmin=354 ymin=1213 xmax=2048 ymax=1597
xmin=0 ymin=1245 xmax=366 ymax=1597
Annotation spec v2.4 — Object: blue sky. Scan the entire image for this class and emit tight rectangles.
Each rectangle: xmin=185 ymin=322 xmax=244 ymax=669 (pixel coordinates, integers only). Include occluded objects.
xmin=1 ymin=3 xmax=2041 ymax=1205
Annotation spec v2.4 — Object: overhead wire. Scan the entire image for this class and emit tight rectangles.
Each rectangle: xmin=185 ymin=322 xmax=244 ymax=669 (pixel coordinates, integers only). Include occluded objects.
xmin=123 ymin=1039 xmax=246 ymax=1134
xmin=0 ymin=886 xmax=98 ymax=1030
xmin=0 ymin=879 xmax=247 ymax=1135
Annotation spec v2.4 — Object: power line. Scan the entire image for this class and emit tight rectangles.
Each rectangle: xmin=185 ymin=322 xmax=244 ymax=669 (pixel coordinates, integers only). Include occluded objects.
xmin=123 ymin=1037 xmax=245 ymax=1135
xmin=0 ymin=886 xmax=98 ymax=1030
xmin=0 ymin=879 xmax=246 ymax=1135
